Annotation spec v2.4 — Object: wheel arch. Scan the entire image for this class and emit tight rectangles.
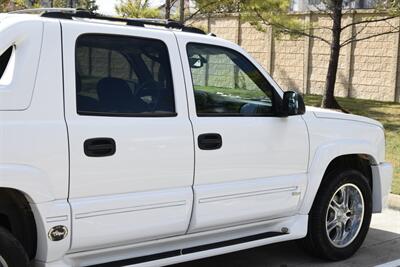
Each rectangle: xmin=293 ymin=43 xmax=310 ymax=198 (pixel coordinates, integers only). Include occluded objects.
xmin=0 ymin=164 xmax=60 ymax=261
xmin=300 ymin=140 xmax=380 ymax=215
xmin=0 ymin=187 xmax=37 ymax=260
xmin=0 ymin=164 xmax=56 ymax=203
xmin=0 ymin=164 xmax=72 ymax=263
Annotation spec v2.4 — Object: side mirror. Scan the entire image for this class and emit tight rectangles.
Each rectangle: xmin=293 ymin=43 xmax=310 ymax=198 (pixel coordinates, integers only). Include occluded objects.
xmin=189 ymin=54 xmax=207 ymax=69
xmin=280 ymin=91 xmax=306 ymax=117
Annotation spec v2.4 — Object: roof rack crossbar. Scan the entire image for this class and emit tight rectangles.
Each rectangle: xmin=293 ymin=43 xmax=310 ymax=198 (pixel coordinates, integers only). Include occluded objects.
xmin=38 ymin=9 xmax=205 ymax=35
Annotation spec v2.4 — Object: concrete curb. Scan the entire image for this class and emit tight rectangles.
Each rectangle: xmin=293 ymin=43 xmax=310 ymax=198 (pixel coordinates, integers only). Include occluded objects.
xmin=388 ymin=194 xmax=400 ymax=211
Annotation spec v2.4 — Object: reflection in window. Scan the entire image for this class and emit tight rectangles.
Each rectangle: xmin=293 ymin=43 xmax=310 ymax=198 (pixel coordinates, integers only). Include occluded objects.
xmin=187 ymin=43 xmax=275 ymax=116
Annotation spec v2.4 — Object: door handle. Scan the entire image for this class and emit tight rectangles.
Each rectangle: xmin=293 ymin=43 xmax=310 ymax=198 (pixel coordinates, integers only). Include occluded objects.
xmin=84 ymin=138 xmax=116 ymax=157
xmin=198 ymin=133 xmax=222 ymax=150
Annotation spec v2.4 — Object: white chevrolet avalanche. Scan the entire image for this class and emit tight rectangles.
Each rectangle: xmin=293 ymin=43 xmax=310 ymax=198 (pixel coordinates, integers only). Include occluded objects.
xmin=0 ymin=8 xmax=394 ymax=267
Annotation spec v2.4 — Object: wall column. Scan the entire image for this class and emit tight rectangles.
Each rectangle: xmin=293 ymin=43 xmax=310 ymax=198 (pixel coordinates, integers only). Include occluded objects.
xmin=391 ymin=18 xmax=400 ymax=102
xmin=303 ymin=13 xmax=312 ymax=94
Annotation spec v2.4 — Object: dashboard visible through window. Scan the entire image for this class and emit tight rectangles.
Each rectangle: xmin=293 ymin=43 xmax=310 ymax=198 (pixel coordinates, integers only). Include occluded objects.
xmin=75 ymin=34 xmax=176 ymax=117
xmin=187 ymin=43 xmax=276 ymax=117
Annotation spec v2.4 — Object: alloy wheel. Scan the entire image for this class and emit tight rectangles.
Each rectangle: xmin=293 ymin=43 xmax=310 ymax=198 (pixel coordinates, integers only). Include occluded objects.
xmin=325 ymin=183 xmax=365 ymax=248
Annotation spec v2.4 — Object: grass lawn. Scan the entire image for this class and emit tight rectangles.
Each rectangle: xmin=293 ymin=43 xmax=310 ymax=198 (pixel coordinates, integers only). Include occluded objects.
xmin=304 ymin=95 xmax=400 ymax=195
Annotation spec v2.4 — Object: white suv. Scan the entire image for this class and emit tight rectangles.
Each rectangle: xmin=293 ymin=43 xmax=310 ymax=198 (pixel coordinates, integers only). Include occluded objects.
xmin=0 ymin=9 xmax=393 ymax=267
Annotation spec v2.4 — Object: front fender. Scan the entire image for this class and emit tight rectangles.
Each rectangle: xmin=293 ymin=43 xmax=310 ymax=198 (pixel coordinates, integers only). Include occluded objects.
xmin=300 ymin=139 xmax=379 ymax=215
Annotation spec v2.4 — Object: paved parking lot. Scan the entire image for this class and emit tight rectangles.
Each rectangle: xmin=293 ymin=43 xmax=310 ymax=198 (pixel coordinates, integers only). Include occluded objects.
xmin=174 ymin=209 xmax=400 ymax=267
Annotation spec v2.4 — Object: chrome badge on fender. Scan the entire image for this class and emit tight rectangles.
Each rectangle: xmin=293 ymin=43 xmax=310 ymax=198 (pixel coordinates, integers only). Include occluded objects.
xmin=48 ymin=225 xmax=68 ymax=241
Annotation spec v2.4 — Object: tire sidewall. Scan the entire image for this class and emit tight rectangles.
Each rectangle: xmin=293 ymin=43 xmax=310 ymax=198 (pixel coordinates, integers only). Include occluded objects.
xmin=311 ymin=169 xmax=372 ymax=260
xmin=0 ymin=227 xmax=29 ymax=267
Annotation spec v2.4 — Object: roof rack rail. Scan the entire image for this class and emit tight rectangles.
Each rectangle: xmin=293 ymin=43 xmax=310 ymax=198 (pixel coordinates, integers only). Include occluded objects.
xmin=22 ymin=8 xmax=206 ymax=35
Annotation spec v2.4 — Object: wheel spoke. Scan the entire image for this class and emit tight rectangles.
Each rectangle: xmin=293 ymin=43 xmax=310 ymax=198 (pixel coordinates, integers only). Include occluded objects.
xmin=332 ymin=222 xmax=342 ymax=242
xmin=327 ymin=219 xmax=338 ymax=232
xmin=331 ymin=199 xmax=341 ymax=210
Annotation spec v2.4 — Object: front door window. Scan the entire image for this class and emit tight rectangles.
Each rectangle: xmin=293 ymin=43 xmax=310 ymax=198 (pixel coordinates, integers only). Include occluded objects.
xmin=187 ymin=43 xmax=276 ymax=116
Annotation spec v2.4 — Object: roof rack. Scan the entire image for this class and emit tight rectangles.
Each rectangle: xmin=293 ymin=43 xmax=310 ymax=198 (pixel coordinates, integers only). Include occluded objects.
xmin=13 ymin=8 xmax=206 ymax=35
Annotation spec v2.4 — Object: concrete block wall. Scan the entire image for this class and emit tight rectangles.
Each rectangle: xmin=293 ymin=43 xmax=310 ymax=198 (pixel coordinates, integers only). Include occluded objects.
xmin=191 ymin=12 xmax=400 ymax=102
xmin=273 ymin=31 xmax=305 ymax=92
xmin=350 ymin=14 xmax=398 ymax=101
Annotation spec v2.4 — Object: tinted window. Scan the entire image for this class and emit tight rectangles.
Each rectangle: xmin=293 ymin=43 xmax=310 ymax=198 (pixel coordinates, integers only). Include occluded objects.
xmin=0 ymin=46 xmax=13 ymax=80
xmin=187 ymin=43 xmax=276 ymax=116
xmin=76 ymin=34 xmax=175 ymax=116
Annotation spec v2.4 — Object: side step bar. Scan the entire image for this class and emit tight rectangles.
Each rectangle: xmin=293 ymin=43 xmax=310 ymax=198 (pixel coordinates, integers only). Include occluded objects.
xmin=88 ymin=231 xmax=287 ymax=267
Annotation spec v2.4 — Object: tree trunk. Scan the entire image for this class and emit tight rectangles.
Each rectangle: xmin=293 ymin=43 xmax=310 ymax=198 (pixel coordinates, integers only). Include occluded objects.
xmin=165 ymin=0 xmax=171 ymax=20
xmin=179 ymin=0 xmax=185 ymax=24
xmin=321 ymin=0 xmax=343 ymax=109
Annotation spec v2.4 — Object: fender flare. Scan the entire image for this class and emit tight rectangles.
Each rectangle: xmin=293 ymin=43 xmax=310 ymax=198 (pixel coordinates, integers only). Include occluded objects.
xmin=299 ymin=139 xmax=379 ymax=215
xmin=0 ymin=165 xmax=72 ymax=261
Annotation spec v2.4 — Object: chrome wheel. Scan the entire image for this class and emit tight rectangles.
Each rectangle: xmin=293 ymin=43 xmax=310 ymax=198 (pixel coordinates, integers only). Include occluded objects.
xmin=325 ymin=183 xmax=365 ymax=248
xmin=0 ymin=255 xmax=8 ymax=267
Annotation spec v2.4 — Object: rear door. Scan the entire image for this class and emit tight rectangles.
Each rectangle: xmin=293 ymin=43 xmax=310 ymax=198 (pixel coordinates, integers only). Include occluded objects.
xmin=177 ymin=34 xmax=309 ymax=233
xmin=62 ymin=21 xmax=194 ymax=251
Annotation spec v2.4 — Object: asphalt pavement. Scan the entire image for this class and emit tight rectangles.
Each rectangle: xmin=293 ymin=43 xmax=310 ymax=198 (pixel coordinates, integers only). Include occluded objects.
xmin=174 ymin=209 xmax=400 ymax=267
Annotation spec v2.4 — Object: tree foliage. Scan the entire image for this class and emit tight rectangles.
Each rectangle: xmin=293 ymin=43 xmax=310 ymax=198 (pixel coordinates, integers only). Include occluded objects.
xmin=76 ymin=0 xmax=98 ymax=12
xmin=0 ymin=0 xmax=35 ymax=12
xmin=191 ymin=0 xmax=304 ymax=36
xmin=0 ymin=0 xmax=98 ymax=12
xmin=27 ymin=0 xmax=42 ymax=8
xmin=193 ymin=0 xmax=400 ymax=41
xmin=51 ymin=0 xmax=98 ymax=11
xmin=115 ymin=0 xmax=160 ymax=18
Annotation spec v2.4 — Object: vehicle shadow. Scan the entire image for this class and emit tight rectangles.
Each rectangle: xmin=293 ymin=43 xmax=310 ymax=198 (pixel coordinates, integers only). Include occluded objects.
xmin=173 ymin=228 xmax=400 ymax=267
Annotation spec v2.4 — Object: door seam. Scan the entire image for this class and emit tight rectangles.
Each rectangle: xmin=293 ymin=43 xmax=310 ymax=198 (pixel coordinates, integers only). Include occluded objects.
xmin=172 ymin=32 xmax=196 ymax=235
xmin=59 ymin=21 xmax=74 ymax=252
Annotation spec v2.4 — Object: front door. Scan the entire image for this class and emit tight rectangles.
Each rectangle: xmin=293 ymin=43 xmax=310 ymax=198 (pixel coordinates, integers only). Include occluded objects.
xmin=62 ymin=22 xmax=194 ymax=251
xmin=177 ymin=37 xmax=309 ymax=233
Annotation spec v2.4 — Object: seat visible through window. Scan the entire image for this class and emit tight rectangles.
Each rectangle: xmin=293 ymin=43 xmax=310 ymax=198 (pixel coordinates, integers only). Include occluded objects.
xmin=75 ymin=34 xmax=176 ymax=116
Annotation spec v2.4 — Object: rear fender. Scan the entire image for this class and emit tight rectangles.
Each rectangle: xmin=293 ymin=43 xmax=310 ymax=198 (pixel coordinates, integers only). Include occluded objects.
xmin=0 ymin=164 xmax=55 ymax=203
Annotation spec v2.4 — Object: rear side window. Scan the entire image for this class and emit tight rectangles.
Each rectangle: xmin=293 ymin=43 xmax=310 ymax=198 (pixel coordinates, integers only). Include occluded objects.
xmin=0 ymin=46 xmax=14 ymax=84
xmin=75 ymin=34 xmax=176 ymax=117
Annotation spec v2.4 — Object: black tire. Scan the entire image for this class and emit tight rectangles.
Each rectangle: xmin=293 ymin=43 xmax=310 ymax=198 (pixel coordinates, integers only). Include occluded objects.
xmin=300 ymin=168 xmax=372 ymax=261
xmin=0 ymin=226 xmax=29 ymax=267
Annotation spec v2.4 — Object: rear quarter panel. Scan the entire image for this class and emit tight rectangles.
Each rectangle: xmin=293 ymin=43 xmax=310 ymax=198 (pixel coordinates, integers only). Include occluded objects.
xmin=0 ymin=18 xmax=69 ymax=203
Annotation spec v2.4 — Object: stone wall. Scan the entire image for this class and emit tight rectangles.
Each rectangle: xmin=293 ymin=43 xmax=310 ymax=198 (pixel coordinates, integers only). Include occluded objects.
xmin=191 ymin=12 xmax=400 ymax=102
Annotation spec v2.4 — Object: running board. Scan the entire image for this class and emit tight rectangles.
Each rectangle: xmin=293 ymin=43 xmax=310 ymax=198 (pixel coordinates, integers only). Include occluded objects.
xmin=88 ymin=231 xmax=287 ymax=267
